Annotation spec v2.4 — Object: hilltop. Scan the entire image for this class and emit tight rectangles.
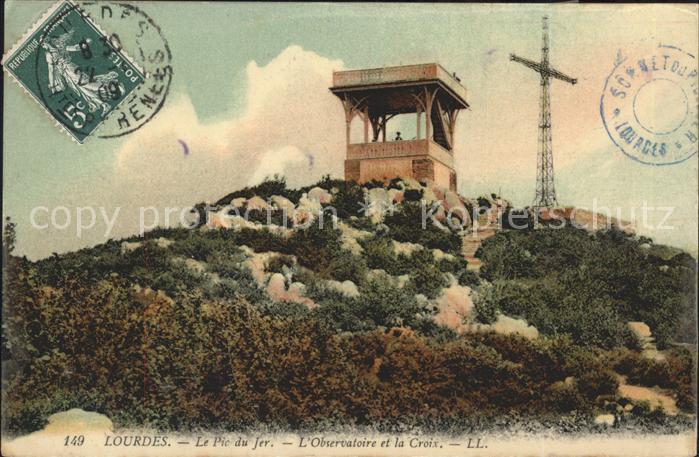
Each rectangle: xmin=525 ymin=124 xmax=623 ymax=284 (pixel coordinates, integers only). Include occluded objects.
xmin=2 ymin=176 xmax=696 ymax=434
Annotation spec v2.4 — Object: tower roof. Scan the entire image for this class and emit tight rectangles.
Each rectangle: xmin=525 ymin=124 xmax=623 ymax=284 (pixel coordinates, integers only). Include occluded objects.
xmin=330 ymin=63 xmax=468 ymax=111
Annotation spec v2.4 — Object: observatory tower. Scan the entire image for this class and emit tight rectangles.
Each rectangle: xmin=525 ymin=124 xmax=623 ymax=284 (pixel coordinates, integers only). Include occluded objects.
xmin=330 ymin=63 xmax=469 ymax=191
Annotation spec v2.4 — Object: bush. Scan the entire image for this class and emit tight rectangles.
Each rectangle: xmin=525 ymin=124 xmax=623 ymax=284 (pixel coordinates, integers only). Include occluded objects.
xmin=476 ymin=227 xmax=695 ymax=349
xmin=407 ymin=249 xmax=449 ymax=299
xmin=316 ymin=277 xmax=423 ymax=331
xmin=577 ymin=369 xmax=619 ymax=401
xmin=383 ymin=202 xmax=462 ymax=255
xmin=264 ymin=254 xmax=296 ymax=274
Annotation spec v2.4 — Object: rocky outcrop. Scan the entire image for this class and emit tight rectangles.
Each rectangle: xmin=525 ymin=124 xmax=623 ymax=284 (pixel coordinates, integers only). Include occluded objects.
xmin=266 ymin=273 xmax=315 ymax=308
xmin=433 ymin=281 xmax=473 ymax=333
xmin=617 ymin=375 xmax=678 ymax=415
xmin=270 ymin=195 xmax=295 ymax=213
xmin=120 ymin=240 xmax=142 ymax=254
xmin=325 ymin=279 xmax=360 ymax=297
xmin=627 ymin=321 xmax=665 ymax=361
xmin=307 ymin=187 xmax=333 ymax=204
xmin=246 ymin=196 xmax=271 ymax=211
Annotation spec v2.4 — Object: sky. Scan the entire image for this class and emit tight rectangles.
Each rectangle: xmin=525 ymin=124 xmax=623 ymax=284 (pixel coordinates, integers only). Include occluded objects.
xmin=3 ymin=2 xmax=698 ymax=260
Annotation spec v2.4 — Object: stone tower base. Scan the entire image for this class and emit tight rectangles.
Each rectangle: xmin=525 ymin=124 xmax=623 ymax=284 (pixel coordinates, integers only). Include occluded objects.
xmin=345 ymin=156 xmax=456 ymax=191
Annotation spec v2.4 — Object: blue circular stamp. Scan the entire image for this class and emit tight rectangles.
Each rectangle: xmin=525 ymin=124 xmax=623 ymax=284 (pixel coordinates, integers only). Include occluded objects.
xmin=601 ymin=44 xmax=698 ymax=166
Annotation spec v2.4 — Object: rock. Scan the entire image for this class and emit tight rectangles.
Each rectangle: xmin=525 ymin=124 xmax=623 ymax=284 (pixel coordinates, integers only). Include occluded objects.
xmin=433 ymin=282 xmax=474 ymax=333
xmin=308 ymin=187 xmax=333 ymax=204
xmin=211 ymin=208 xmax=260 ymax=229
xmin=244 ymin=250 xmax=279 ymax=285
xmin=366 ymin=188 xmax=391 ymax=224
xmin=387 ymin=327 xmax=416 ymax=339
xmin=266 ymin=273 xmax=288 ymax=299
xmin=295 ymin=193 xmax=322 ymax=225
xmin=422 ymin=186 xmax=441 ymax=204
xmin=207 ymin=211 xmax=229 ymax=229
xmin=624 ymin=403 xmax=634 ymax=412
xmin=367 ymin=269 xmax=409 ymax=289
xmin=44 ymin=408 xmax=113 ymax=433
xmin=155 ymin=237 xmax=173 ymax=248
xmin=431 ymin=186 xmax=446 ymax=202
xmin=392 ymin=240 xmax=421 ymax=256
xmin=184 ymin=258 xmax=206 ymax=273
xmin=468 ymin=314 xmax=539 ymax=339
xmin=231 ymin=197 xmax=247 ymax=208
xmin=388 ymin=188 xmax=404 ymax=204
xmin=444 ymin=190 xmax=470 ymax=225
xmin=266 ymin=273 xmax=315 ymax=308
xmin=627 ymin=321 xmax=652 ymax=339
xmin=490 ymin=314 xmax=539 ymax=339
xmin=415 ymin=294 xmax=430 ymax=307
xmin=432 ymin=249 xmax=456 ymax=261
xmin=271 ymin=195 xmax=295 ymax=214
xmin=120 ymin=241 xmax=142 ymax=254
xmin=433 ymin=204 xmax=448 ymax=222
xmin=618 ymin=382 xmax=678 ymax=415
xmin=594 ymin=414 xmax=615 ymax=426
xmin=337 ymin=221 xmax=372 ymax=255
xmin=325 ymin=279 xmax=360 ymax=297
xmin=298 ymin=194 xmax=323 ymax=215
xmin=247 ymin=196 xmax=271 ymax=211
xmin=400 ymin=177 xmax=422 ymax=190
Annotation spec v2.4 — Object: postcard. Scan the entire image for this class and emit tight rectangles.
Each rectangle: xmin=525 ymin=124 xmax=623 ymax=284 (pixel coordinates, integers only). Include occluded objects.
xmin=2 ymin=2 xmax=697 ymax=456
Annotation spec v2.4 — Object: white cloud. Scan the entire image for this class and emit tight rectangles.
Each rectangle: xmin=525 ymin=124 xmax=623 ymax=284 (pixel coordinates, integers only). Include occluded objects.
xmin=115 ymin=45 xmax=346 ymax=208
xmin=248 ymin=145 xmax=313 ymax=187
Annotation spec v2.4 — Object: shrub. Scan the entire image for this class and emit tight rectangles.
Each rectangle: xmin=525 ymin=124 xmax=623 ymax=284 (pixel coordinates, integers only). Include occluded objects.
xmin=577 ymin=369 xmax=619 ymax=401
xmin=331 ymin=181 xmax=365 ymax=219
xmin=407 ymin=249 xmax=449 ymax=299
xmin=264 ymin=254 xmax=296 ymax=274
xmin=383 ymin=202 xmax=462 ymax=255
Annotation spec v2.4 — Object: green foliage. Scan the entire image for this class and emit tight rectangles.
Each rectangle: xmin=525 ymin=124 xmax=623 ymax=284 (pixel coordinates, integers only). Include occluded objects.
xmin=3 ymin=179 xmax=696 ymax=434
xmin=315 ymin=277 xmax=422 ymax=332
xmin=288 ymin=224 xmax=367 ymax=283
xmin=330 ymin=180 xmax=365 ymax=219
xmin=214 ymin=174 xmax=299 ymax=205
xmin=405 ymin=248 xmax=449 ymax=299
xmin=383 ymin=201 xmax=462 ymax=255
xmin=1 ymin=260 xmax=693 ymax=433
xmin=264 ymin=254 xmax=295 ymax=274
xmin=360 ymin=237 xmax=403 ymax=274
xmin=472 ymin=283 xmax=498 ymax=324
xmin=4 ymin=216 xmax=17 ymax=255
xmin=610 ymin=347 xmax=696 ymax=412
xmin=478 ymin=227 xmax=697 ymax=348
xmin=402 ymin=189 xmax=423 ymax=202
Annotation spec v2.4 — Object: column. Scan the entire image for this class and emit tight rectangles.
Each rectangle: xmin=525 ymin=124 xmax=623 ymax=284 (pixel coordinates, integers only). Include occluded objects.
xmin=363 ymin=107 xmax=369 ymax=143
xmin=416 ymin=109 xmax=422 ymax=140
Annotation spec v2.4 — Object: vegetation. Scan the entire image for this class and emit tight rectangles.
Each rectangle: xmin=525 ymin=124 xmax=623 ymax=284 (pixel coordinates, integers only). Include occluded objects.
xmin=476 ymin=227 xmax=697 ymax=348
xmin=1 ymin=178 xmax=696 ymax=435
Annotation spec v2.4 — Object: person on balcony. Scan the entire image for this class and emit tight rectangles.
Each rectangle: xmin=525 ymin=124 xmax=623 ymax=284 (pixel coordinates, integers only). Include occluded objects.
xmin=395 ymin=131 xmax=403 ymax=141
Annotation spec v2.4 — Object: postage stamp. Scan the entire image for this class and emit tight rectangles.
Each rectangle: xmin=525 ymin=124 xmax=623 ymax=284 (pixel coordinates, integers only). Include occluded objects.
xmin=2 ymin=0 xmax=145 ymax=142
xmin=601 ymin=44 xmax=698 ymax=166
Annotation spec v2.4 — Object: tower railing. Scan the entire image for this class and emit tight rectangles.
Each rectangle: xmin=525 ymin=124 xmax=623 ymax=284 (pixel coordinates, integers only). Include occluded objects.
xmin=347 ymin=139 xmax=453 ymax=167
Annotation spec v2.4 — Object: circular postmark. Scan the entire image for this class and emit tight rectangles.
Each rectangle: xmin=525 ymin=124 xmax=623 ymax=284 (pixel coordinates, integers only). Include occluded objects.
xmin=78 ymin=1 xmax=173 ymax=138
xmin=601 ymin=44 xmax=698 ymax=166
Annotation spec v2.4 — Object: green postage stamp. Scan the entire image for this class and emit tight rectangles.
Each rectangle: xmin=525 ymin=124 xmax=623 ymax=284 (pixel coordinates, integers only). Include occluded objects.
xmin=2 ymin=0 xmax=144 ymax=142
